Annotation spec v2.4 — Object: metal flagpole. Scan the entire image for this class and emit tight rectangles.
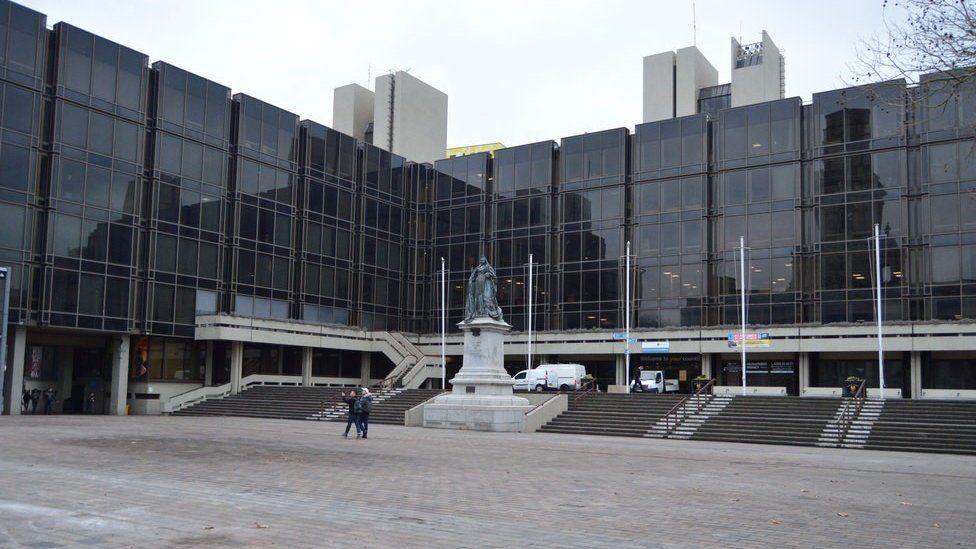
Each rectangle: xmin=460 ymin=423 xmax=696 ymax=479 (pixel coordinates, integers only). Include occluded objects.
xmin=0 ymin=267 xmax=9 ymax=415
xmin=625 ymin=241 xmax=631 ymax=394
xmin=874 ymin=224 xmax=885 ymax=400
xmin=527 ymin=253 xmax=533 ymax=371
xmin=440 ymin=258 xmax=446 ymax=390
xmin=740 ymin=236 xmax=747 ymax=396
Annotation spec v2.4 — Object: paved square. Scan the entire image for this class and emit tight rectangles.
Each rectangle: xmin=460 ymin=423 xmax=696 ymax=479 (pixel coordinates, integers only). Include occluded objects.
xmin=0 ymin=416 xmax=973 ymax=548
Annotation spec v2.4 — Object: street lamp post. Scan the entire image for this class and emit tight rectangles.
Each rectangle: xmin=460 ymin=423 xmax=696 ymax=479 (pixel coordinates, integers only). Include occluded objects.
xmin=740 ymin=236 xmax=747 ymax=396
xmin=440 ymin=258 xmax=446 ymax=390
xmin=625 ymin=241 xmax=632 ymax=394
xmin=527 ymin=253 xmax=533 ymax=371
xmin=874 ymin=224 xmax=885 ymax=400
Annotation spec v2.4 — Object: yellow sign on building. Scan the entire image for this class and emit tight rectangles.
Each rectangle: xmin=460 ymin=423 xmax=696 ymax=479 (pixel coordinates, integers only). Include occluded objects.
xmin=445 ymin=143 xmax=505 ymax=158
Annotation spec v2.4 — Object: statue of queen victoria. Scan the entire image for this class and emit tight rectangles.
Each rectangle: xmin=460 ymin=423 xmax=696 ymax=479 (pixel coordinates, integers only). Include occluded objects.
xmin=463 ymin=257 xmax=504 ymax=322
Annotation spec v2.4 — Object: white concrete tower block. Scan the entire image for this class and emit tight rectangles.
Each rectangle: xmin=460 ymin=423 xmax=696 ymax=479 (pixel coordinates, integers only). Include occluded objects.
xmin=643 ymin=51 xmax=676 ymax=123
xmin=731 ymin=30 xmax=785 ymax=108
xmin=332 ymin=83 xmax=374 ymax=141
xmin=373 ymin=71 xmax=448 ymax=164
xmin=675 ymin=46 xmax=718 ymax=117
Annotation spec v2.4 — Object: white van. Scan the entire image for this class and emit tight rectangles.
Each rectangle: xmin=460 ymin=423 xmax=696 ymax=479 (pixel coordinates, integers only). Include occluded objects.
xmin=512 ymin=364 xmax=587 ymax=392
xmin=636 ymin=370 xmax=680 ymax=393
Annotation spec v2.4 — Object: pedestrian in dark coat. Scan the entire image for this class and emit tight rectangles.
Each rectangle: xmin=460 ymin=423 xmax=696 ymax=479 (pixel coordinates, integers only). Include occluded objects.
xmin=342 ymin=390 xmax=361 ymax=438
xmin=357 ymin=388 xmax=373 ymax=439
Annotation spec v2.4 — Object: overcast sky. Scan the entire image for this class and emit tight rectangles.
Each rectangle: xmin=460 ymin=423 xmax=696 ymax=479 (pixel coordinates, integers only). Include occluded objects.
xmin=23 ymin=0 xmax=899 ymax=148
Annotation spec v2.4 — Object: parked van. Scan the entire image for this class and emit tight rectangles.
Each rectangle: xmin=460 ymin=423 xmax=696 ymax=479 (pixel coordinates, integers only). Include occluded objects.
xmin=512 ymin=364 xmax=587 ymax=392
xmin=636 ymin=370 xmax=680 ymax=393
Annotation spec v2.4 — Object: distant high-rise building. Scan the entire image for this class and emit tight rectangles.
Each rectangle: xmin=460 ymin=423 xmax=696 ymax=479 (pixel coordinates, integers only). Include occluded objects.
xmin=332 ymin=71 xmax=448 ymax=164
xmin=331 ymin=83 xmax=374 ymax=142
xmin=731 ymin=30 xmax=785 ymax=107
xmin=643 ymin=31 xmax=785 ymax=120
xmin=642 ymin=46 xmax=718 ymax=123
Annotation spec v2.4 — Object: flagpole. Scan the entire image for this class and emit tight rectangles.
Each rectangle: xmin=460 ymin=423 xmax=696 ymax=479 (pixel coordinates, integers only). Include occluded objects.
xmin=874 ymin=224 xmax=885 ymax=400
xmin=740 ymin=236 xmax=747 ymax=396
xmin=440 ymin=257 xmax=446 ymax=390
xmin=625 ymin=241 xmax=631 ymax=394
xmin=527 ymin=253 xmax=533 ymax=371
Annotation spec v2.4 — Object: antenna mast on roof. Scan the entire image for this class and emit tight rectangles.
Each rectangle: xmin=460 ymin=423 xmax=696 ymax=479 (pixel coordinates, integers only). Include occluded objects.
xmin=693 ymin=2 xmax=697 ymax=46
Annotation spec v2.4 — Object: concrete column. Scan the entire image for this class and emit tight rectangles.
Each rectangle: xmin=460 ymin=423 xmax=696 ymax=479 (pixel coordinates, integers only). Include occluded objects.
xmin=910 ymin=351 xmax=923 ymax=399
xmin=360 ymin=352 xmax=371 ymax=387
xmin=615 ymin=354 xmax=626 ymax=386
xmin=798 ymin=352 xmax=811 ymax=396
xmin=701 ymin=353 xmax=712 ymax=379
xmin=535 ymin=355 xmax=550 ymax=367
xmin=230 ymin=341 xmax=243 ymax=394
xmin=204 ymin=341 xmax=214 ymax=386
xmin=276 ymin=347 xmax=284 ymax=375
xmin=302 ymin=347 xmax=313 ymax=387
xmin=5 ymin=326 xmax=26 ymax=415
xmin=109 ymin=335 xmax=129 ymax=415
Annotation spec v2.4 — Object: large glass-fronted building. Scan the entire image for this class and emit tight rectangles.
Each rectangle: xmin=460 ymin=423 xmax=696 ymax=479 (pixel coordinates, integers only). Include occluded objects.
xmin=3 ymin=0 xmax=976 ymax=415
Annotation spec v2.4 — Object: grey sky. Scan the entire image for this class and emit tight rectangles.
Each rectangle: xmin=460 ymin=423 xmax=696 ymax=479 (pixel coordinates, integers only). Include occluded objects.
xmin=23 ymin=0 xmax=897 ymax=149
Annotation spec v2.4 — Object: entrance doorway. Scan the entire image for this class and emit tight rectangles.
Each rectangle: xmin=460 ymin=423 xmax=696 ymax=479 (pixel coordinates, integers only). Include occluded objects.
xmin=64 ymin=348 xmax=111 ymax=414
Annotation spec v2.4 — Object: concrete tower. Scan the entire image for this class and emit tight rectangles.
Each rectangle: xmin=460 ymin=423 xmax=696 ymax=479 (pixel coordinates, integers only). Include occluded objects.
xmin=731 ymin=30 xmax=785 ymax=108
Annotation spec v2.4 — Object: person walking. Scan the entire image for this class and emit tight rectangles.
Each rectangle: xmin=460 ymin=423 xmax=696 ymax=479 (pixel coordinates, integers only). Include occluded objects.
xmin=43 ymin=388 xmax=56 ymax=415
xmin=30 ymin=389 xmax=41 ymax=414
xmin=358 ymin=388 xmax=373 ymax=439
xmin=631 ymin=365 xmax=644 ymax=392
xmin=342 ymin=390 xmax=361 ymax=438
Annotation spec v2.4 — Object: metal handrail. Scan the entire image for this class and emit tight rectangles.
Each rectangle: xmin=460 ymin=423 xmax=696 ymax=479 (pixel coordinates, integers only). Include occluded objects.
xmin=837 ymin=379 xmax=868 ymax=442
xmin=662 ymin=379 xmax=715 ymax=436
xmin=572 ymin=378 xmax=598 ymax=402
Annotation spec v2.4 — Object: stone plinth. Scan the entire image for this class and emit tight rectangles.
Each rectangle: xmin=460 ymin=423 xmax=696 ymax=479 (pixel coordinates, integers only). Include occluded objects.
xmin=423 ymin=317 xmax=532 ymax=432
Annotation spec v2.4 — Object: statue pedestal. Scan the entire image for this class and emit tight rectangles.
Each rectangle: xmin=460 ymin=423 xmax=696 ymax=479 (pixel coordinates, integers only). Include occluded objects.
xmin=423 ymin=317 xmax=532 ymax=432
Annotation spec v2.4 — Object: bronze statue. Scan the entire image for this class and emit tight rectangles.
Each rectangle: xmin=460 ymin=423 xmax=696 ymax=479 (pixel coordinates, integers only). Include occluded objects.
xmin=464 ymin=257 xmax=504 ymax=322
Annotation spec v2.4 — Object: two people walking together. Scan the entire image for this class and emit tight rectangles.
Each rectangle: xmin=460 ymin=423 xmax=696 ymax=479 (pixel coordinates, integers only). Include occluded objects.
xmin=342 ymin=388 xmax=373 ymax=439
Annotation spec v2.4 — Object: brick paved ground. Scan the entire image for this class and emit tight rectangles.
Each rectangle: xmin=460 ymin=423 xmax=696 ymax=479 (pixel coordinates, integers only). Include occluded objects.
xmin=0 ymin=416 xmax=973 ymax=548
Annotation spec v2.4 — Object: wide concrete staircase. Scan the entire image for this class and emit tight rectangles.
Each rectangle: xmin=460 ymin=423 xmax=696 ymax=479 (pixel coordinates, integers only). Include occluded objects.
xmin=689 ymin=396 xmax=840 ymax=447
xmin=862 ymin=399 xmax=976 ymax=455
xmin=173 ymin=386 xmax=347 ymax=420
xmin=538 ymin=393 xmax=686 ymax=438
xmin=175 ymin=386 xmax=444 ymax=426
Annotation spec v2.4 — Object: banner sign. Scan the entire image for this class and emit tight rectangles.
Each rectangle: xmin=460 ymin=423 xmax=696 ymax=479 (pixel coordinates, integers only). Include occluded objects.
xmin=641 ymin=341 xmax=670 ymax=354
xmin=28 ymin=347 xmax=42 ymax=379
xmin=727 ymin=332 xmax=771 ymax=348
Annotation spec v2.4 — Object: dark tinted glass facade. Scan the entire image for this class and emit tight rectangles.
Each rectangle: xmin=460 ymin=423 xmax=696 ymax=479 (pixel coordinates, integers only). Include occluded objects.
xmin=297 ymin=121 xmax=356 ymax=326
xmin=432 ymin=153 xmax=488 ymax=328
xmin=491 ymin=141 xmax=555 ymax=331
xmin=144 ymin=61 xmax=230 ymax=337
xmin=2 ymin=0 xmax=976 ymax=348
xmin=43 ymin=23 xmax=148 ymax=332
xmin=558 ymin=129 xmax=627 ymax=330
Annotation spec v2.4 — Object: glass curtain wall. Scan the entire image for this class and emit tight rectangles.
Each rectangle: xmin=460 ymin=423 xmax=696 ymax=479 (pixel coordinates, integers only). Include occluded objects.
xmin=145 ymin=62 xmax=230 ymax=337
xmin=916 ymin=75 xmax=976 ymax=321
xmin=0 ymin=0 xmax=46 ymax=323
xmin=358 ymin=143 xmax=407 ymax=331
xmin=432 ymin=153 xmax=488 ymax=331
xmin=44 ymin=24 xmax=147 ymax=332
xmin=809 ymin=82 xmax=909 ymax=324
xmin=491 ymin=141 xmax=555 ymax=331
xmin=297 ymin=121 xmax=356 ymax=326
xmin=713 ymin=99 xmax=802 ymax=326
xmin=403 ymin=162 xmax=433 ymax=333
xmin=228 ymin=94 xmax=297 ymax=320
xmin=558 ymin=128 xmax=628 ymax=330
xmin=633 ymin=115 xmax=707 ymax=328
